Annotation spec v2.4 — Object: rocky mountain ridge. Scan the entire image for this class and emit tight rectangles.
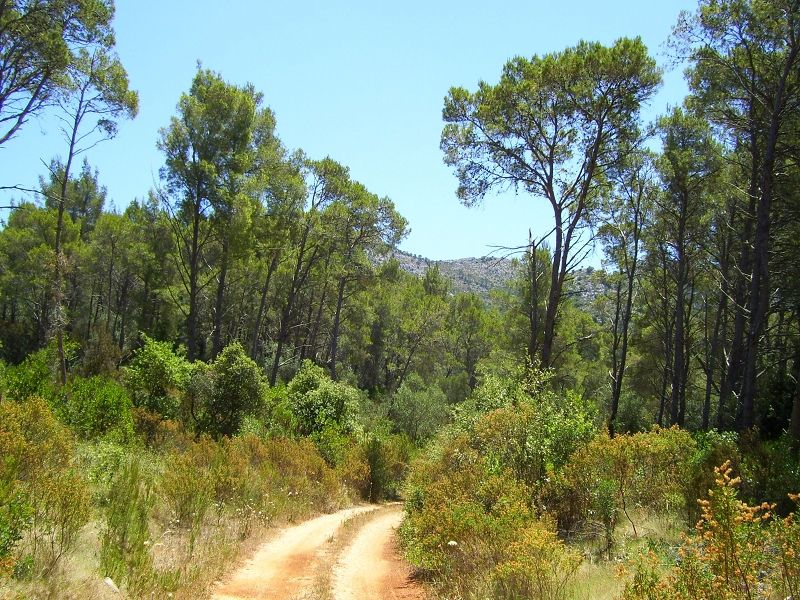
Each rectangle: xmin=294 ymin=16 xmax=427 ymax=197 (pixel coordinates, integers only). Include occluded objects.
xmin=391 ymin=250 xmax=609 ymax=309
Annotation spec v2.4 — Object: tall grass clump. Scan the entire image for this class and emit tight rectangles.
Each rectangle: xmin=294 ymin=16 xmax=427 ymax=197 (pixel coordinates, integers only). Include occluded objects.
xmin=99 ymin=458 xmax=155 ymax=595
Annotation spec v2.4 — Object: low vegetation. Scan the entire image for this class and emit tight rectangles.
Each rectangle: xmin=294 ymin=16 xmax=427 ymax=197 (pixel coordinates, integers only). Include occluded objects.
xmin=0 ymin=341 xmax=411 ymax=598
xmin=400 ymin=368 xmax=800 ymax=600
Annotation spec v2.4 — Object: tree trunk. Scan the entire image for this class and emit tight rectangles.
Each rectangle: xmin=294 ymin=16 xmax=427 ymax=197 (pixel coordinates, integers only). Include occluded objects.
xmin=720 ymin=128 xmax=759 ymax=427
xmin=270 ymin=226 xmax=316 ymax=386
xmin=306 ymin=278 xmax=329 ymax=362
xmin=670 ymin=195 xmax=688 ymax=426
xmin=53 ymin=88 xmax=85 ymax=384
xmin=211 ymin=237 xmax=229 ymax=358
xmin=186 ymin=193 xmax=202 ymax=361
xmin=791 ymin=343 xmax=800 ymax=456
xmin=737 ymin=52 xmax=795 ymax=431
xmin=703 ymin=291 xmax=725 ymax=430
xmin=540 ymin=213 xmax=563 ymax=368
xmin=527 ymin=237 xmax=541 ymax=363
xmin=250 ymin=250 xmax=280 ymax=360
xmin=329 ymin=277 xmax=347 ymax=380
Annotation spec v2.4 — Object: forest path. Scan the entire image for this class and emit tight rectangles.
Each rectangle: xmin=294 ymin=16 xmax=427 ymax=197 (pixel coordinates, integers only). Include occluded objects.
xmin=331 ymin=504 xmax=424 ymax=600
xmin=211 ymin=504 xmax=424 ymax=600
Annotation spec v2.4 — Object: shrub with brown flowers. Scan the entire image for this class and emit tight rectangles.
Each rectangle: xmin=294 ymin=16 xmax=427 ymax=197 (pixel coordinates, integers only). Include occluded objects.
xmin=622 ymin=460 xmax=800 ymax=600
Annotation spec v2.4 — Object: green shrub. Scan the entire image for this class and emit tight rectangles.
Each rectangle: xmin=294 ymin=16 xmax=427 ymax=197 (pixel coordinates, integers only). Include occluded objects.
xmin=77 ymin=440 xmax=128 ymax=496
xmin=388 ymin=374 xmax=449 ymax=443
xmin=79 ymin=327 xmax=122 ymax=377
xmin=490 ymin=518 xmax=582 ymax=600
xmin=739 ymin=432 xmax=800 ymax=515
xmin=0 ymin=482 xmax=31 ymax=579
xmin=159 ymin=439 xmax=215 ymax=531
xmin=263 ymin=384 xmax=294 ymax=436
xmin=401 ymin=432 xmax=579 ymax=599
xmin=62 ymin=376 xmax=135 ymax=441
xmin=335 ymin=441 xmax=371 ymax=500
xmin=124 ymin=334 xmax=190 ymax=419
xmin=401 ymin=366 xmax=597 ymax=595
xmin=458 ymin=367 xmax=596 ymax=489
xmin=622 ymin=462 xmax=800 ymax=600
xmin=100 ymin=458 xmax=155 ymax=595
xmin=261 ymin=436 xmax=344 ymax=512
xmin=288 ymin=360 xmax=360 ymax=436
xmin=402 ymin=435 xmax=532 ymax=574
xmin=367 ymin=433 xmax=414 ymax=501
xmin=201 ymin=342 xmax=264 ymax=438
xmin=3 ymin=346 xmax=60 ymax=404
xmin=551 ymin=427 xmax=695 ymax=549
xmin=131 ymin=406 xmax=190 ymax=450
xmin=311 ymin=423 xmax=352 ymax=466
xmin=683 ymin=429 xmax=739 ymax=522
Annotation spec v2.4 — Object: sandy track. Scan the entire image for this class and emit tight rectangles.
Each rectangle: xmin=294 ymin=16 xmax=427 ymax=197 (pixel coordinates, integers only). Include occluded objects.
xmin=211 ymin=506 xmax=377 ymax=600
xmin=332 ymin=505 xmax=425 ymax=600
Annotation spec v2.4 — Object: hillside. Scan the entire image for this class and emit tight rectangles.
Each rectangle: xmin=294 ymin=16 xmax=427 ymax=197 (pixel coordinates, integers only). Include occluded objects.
xmin=392 ymin=250 xmax=519 ymax=297
xmin=392 ymin=250 xmax=610 ymax=309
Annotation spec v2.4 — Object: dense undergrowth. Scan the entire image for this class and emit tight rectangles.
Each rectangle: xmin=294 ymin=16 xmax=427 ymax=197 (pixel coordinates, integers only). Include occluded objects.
xmin=400 ymin=367 xmax=800 ymax=600
xmin=0 ymin=338 xmax=412 ymax=598
xmin=2 ymin=339 xmax=799 ymax=599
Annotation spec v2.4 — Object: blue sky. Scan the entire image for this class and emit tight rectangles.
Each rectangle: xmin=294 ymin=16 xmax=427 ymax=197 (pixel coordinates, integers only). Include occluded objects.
xmin=0 ymin=0 xmax=697 ymax=260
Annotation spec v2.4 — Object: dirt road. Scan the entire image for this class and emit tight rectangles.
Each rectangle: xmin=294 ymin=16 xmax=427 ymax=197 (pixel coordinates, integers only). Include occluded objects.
xmin=331 ymin=507 xmax=422 ymax=600
xmin=211 ymin=504 xmax=424 ymax=600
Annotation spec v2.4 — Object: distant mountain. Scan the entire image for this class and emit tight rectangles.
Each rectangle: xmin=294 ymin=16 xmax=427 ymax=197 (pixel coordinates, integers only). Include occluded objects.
xmin=392 ymin=250 xmax=518 ymax=298
xmin=390 ymin=250 xmax=611 ymax=309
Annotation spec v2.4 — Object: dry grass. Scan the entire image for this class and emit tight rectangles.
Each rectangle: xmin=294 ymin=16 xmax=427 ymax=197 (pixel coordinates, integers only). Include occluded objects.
xmin=567 ymin=510 xmax=683 ymax=600
xmin=1 ymin=492 xmax=357 ymax=600
xmin=419 ymin=509 xmax=685 ymax=600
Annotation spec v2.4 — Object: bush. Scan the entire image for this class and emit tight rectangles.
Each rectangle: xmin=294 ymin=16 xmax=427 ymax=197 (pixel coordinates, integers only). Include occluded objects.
xmin=388 ymin=374 xmax=450 ymax=443
xmin=79 ymin=327 xmax=122 ymax=377
xmin=402 ymin=435 xmax=532 ymax=574
xmin=3 ymin=346 xmax=60 ymax=405
xmin=458 ymin=368 xmax=596 ymax=488
xmin=131 ymin=406 xmax=190 ymax=450
xmin=159 ymin=439 xmax=215 ymax=531
xmin=490 ymin=518 xmax=582 ymax=600
xmin=158 ymin=433 xmax=346 ymax=537
xmin=551 ymin=427 xmax=695 ymax=550
xmin=61 ymin=376 xmax=135 ymax=441
xmin=400 ymin=367 xmax=597 ymax=596
xmin=124 ymin=334 xmax=190 ymax=419
xmin=200 ymin=342 xmax=265 ymax=438
xmin=100 ymin=458 xmax=155 ymax=595
xmin=739 ymin=432 xmax=800 ymax=515
xmin=261 ymin=436 xmax=344 ymax=512
xmin=335 ymin=441 xmax=371 ymax=499
xmin=311 ymin=422 xmax=352 ymax=466
xmin=0 ymin=482 xmax=31 ymax=579
xmin=622 ymin=461 xmax=800 ymax=600
xmin=287 ymin=360 xmax=360 ymax=436
xmin=401 ymin=434 xmax=580 ymax=599
xmin=0 ymin=396 xmax=90 ymax=576
xmin=683 ymin=429 xmax=739 ymax=522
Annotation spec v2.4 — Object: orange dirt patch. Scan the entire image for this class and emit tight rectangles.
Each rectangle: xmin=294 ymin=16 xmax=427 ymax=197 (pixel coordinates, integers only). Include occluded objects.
xmin=212 ymin=506 xmax=377 ymax=600
xmin=331 ymin=505 xmax=425 ymax=600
